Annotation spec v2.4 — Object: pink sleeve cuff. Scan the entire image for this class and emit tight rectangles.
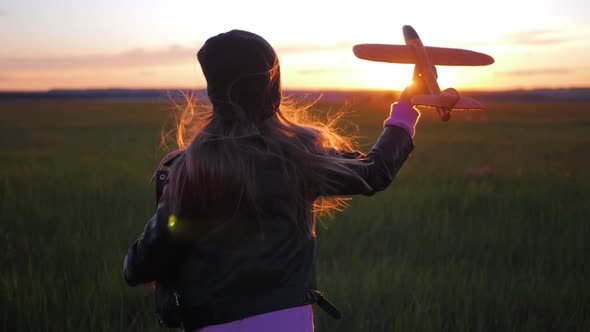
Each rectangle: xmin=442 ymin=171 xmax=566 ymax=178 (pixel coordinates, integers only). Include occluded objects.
xmin=383 ymin=102 xmax=420 ymax=138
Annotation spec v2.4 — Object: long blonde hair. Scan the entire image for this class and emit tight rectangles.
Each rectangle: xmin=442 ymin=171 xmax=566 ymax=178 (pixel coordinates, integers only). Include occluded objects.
xmin=161 ymin=30 xmax=371 ymax=238
xmin=161 ymin=90 xmax=369 ymax=237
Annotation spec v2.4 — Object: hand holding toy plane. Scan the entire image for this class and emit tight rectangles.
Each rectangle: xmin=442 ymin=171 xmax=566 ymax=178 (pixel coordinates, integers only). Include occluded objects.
xmin=353 ymin=25 xmax=494 ymax=121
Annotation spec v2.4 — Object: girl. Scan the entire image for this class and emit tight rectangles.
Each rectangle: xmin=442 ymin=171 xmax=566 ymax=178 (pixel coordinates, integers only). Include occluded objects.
xmin=124 ymin=29 xmax=425 ymax=331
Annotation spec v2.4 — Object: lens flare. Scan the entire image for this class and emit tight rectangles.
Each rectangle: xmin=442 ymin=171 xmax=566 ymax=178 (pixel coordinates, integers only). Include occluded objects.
xmin=168 ymin=214 xmax=177 ymax=230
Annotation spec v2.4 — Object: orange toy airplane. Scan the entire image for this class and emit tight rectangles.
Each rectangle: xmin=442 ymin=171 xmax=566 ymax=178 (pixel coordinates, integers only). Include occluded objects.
xmin=353 ymin=25 xmax=494 ymax=121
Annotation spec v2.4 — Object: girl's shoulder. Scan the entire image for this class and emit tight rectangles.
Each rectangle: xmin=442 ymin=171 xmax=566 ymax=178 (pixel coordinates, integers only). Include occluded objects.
xmin=151 ymin=150 xmax=185 ymax=206
xmin=150 ymin=150 xmax=185 ymax=182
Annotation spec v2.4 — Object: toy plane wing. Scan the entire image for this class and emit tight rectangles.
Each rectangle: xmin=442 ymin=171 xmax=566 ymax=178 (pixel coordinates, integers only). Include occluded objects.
xmin=353 ymin=44 xmax=494 ymax=66
xmin=353 ymin=25 xmax=494 ymax=121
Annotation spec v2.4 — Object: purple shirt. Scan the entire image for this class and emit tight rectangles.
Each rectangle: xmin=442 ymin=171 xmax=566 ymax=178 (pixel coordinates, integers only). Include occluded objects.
xmin=195 ymin=305 xmax=314 ymax=332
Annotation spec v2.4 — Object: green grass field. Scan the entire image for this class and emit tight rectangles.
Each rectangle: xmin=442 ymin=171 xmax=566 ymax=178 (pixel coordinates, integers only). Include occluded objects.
xmin=1 ymin=97 xmax=589 ymax=331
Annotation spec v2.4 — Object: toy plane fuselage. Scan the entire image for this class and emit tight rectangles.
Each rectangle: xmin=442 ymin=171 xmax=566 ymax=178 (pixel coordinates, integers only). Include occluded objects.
xmin=353 ymin=25 xmax=494 ymax=121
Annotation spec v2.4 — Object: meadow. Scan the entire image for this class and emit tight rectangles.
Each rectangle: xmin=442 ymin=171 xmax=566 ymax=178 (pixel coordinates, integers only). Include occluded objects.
xmin=0 ymin=96 xmax=589 ymax=331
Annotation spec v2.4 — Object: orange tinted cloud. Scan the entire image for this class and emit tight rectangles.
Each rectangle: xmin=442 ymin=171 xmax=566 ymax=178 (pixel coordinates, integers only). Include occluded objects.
xmin=503 ymin=30 xmax=575 ymax=46
xmin=0 ymin=42 xmax=352 ymax=72
xmin=498 ymin=68 xmax=573 ymax=76
xmin=0 ymin=45 xmax=196 ymax=71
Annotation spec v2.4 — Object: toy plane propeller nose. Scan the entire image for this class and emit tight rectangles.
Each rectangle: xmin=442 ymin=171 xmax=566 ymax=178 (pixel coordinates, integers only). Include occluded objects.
xmin=402 ymin=25 xmax=420 ymax=42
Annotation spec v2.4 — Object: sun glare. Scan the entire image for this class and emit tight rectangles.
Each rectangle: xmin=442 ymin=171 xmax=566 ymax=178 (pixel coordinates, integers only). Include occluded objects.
xmin=359 ymin=63 xmax=413 ymax=91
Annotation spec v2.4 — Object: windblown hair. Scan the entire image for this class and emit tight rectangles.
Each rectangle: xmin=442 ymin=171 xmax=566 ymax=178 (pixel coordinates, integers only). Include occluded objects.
xmin=162 ymin=91 xmax=368 ymax=237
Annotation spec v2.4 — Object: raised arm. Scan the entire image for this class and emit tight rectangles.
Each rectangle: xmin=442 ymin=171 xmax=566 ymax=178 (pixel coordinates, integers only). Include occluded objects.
xmin=320 ymin=71 xmax=427 ymax=196
xmin=320 ymin=103 xmax=417 ymax=196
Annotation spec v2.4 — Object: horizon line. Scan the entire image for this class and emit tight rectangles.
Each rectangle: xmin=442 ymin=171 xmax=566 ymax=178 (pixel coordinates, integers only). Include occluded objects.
xmin=2 ymin=86 xmax=590 ymax=94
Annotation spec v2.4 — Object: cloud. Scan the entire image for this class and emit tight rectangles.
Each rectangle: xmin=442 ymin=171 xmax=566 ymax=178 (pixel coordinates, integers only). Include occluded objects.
xmin=138 ymin=70 xmax=156 ymax=77
xmin=498 ymin=68 xmax=572 ymax=77
xmin=0 ymin=41 xmax=354 ymax=72
xmin=0 ymin=45 xmax=196 ymax=71
xmin=503 ymin=30 xmax=573 ymax=46
xmin=0 ymin=76 xmax=9 ymax=82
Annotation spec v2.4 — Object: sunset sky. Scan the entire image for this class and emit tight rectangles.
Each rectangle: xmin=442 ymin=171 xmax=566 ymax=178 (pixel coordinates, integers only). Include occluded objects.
xmin=1 ymin=0 xmax=589 ymax=91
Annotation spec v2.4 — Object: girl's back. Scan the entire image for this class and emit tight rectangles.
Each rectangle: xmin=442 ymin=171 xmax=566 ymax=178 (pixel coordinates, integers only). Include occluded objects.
xmin=124 ymin=29 xmax=419 ymax=331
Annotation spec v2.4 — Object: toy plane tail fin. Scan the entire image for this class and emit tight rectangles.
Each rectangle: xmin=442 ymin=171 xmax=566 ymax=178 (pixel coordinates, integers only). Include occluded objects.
xmin=412 ymin=88 xmax=484 ymax=110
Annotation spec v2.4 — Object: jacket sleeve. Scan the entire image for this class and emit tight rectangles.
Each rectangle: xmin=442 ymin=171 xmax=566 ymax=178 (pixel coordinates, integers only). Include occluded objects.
xmin=123 ymin=199 xmax=186 ymax=286
xmin=320 ymin=125 xmax=414 ymax=196
xmin=123 ymin=154 xmax=186 ymax=286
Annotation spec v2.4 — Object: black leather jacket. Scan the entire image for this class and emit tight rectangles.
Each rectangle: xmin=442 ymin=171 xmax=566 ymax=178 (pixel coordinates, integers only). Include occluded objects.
xmin=124 ymin=125 xmax=414 ymax=330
